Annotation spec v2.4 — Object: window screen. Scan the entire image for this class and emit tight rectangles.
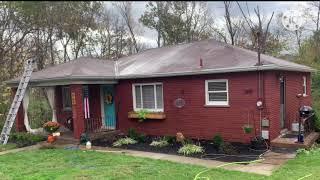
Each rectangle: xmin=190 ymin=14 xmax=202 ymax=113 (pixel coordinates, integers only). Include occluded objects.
xmin=206 ymin=80 xmax=229 ymax=106
xmin=133 ymin=83 xmax=163 ymax=111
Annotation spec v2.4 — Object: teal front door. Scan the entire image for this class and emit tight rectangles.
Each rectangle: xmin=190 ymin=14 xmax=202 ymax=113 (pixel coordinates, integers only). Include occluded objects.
xmin=102 ymin=85 xmax=116 ymax=129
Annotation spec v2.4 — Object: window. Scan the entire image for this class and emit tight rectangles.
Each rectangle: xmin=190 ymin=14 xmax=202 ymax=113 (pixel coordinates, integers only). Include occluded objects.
xmin=303 ymin=76 xmax=307 ymax=96
xmin=62 ymin=86 xmax=72 ymax=111
xmin=205 ymin=79 xmax=229 ymax=106
xmin=132 ymin=83 xmax=163 ymax=112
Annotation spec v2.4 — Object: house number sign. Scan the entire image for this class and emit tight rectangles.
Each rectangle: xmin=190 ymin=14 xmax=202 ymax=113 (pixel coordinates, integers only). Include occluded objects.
xmin=71 ymin=92 xmax=76 ymax=105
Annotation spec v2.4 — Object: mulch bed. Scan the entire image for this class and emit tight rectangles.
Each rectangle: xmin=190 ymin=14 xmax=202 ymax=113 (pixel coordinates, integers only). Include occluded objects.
xmin=92 ymin=135 xmax=266 ymax=163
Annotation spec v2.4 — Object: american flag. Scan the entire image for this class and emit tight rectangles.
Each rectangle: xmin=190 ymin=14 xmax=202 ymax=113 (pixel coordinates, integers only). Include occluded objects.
xmin=83 ymin=86 xmax=90 ymax=119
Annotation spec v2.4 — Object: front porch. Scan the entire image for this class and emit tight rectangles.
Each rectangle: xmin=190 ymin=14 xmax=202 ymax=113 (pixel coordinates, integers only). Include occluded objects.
xmin=55 ymin=84 xmax=118 ymax=139
xmin=14 ymin=83 xmax=118 ymax=139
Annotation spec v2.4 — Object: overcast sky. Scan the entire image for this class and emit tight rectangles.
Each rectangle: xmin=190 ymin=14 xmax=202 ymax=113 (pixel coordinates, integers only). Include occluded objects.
xmin=105 ymin=1 xmax=311 ymax=48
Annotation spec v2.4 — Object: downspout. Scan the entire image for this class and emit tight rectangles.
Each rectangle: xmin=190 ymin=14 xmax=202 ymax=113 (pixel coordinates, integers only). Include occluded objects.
xmin=258 ymin=69 xmax=265 ymax=136
xmin=257 ymin=66 xmax=263 ymax=137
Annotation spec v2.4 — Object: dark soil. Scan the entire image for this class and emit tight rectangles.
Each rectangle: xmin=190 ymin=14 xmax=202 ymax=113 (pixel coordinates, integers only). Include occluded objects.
xmin=92 ymin=135 xmax=267 ymax=163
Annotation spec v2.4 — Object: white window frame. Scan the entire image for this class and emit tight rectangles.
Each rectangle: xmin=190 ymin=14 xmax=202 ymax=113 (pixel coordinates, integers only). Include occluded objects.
xmin=62 ymin=86 xmax=72 ymax=111
xmin=303 ymin=76 xmax=307 ymax=96
xmin=132 ymin=83 xmax=164 ymax=112
xmin=205 ymin=79 xmax=229 ymax=106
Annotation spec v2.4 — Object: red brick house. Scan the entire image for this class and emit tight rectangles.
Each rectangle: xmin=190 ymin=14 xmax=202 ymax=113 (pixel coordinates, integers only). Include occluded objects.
xmin=6 ymin=39 xmax=314 ymax=143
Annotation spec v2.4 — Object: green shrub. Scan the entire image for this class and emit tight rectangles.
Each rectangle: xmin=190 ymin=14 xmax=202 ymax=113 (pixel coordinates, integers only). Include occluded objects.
xmin=314 ymin=113 xmax=320 ymax=132
xmin=183 ymin=138 xmax=193 ymax=145
xmin=164 ymin=136 xmax=176 ymax=144
xmin=9 ymin=132 xmax=46 ymax=147
xmin=212 ymin=134 xmax=224 ymax=148
xmin=28 ymin=97 xmax=52 ymax=129
xmin=150 ymin=138 xmax=169 ymax=148
xmin=297 ymin=144 xmax=320 ymax=156
xmin=0 ymin=85 xmax=11 ymax=130
xmin=128 ymin=128 xmax=146 ymax=143
xmin=112 ymin=137 xmax=137 ymax=147
xmin=128 ymin=128 xmax=137 ymax=138
xmin=178 ymin=144 xmax=204 ymax=156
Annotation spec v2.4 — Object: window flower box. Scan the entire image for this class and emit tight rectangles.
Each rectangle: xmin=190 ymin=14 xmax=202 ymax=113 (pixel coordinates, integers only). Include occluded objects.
xmin=128 ymin=111 xmax=166 ymax=120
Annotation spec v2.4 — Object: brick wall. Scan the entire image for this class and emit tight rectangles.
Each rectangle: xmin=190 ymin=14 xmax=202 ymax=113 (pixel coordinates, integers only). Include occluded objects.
xmin=115 ymin=70 xmax=312 ymax=143
xmin=283 ymin=71 xmax=312 ymax=129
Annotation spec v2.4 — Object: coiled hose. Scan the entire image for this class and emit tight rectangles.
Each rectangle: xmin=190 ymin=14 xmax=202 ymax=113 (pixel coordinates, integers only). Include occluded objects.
xmin=193 ymin=137 xmax=312 ymax=180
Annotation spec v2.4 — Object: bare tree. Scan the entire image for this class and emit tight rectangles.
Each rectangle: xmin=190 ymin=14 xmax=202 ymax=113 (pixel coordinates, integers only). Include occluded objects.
xmin=237 ymin=2 xmax=274 ymax=65
xmin=114 ymin=2 xmax=139 ymax=53
xmin=311 ymin=1 xmax=320 ymax=32
xmin=224 ymin=1 xmax=237 ymax=45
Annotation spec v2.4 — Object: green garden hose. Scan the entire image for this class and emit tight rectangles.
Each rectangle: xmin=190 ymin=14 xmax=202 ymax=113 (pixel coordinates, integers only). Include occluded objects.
xmin=297 ymin=174 xmax=312 ymax=180
xmin=194 ymin=152 xmax=313 ymax=180
xmin=194 ymin=149 xmax=269 ymax=180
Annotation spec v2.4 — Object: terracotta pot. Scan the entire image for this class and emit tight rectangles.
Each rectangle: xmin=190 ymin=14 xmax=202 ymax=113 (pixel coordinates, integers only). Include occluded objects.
xmin=47 ymin=135 xmax=56 ymax=143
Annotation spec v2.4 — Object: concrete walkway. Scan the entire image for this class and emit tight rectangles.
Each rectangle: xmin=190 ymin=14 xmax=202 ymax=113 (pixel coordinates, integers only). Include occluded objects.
xmin=223 ymin=150 xmax=296 ymax=175
xmin=55 ymin=143 xmax=295 ymax=176
xmin=0 ymin=143 xmax=42 ymax=156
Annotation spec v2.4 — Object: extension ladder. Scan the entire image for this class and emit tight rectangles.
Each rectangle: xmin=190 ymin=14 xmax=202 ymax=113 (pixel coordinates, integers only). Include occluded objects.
xmin=0 ymin=59 xmax=35 ymax=144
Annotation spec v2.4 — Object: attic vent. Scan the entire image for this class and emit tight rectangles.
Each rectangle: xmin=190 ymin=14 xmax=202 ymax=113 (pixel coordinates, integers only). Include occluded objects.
xmin=174 ymin=98 xmax=186 ymax=108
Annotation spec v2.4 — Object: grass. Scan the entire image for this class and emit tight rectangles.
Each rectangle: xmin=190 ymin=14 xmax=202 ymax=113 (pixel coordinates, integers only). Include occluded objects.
xmin=0 ymin=143 xmax=17 ymax=152
xmin=0 ymin=149 xmax=262 ymax=180
xmin=0 ymin=148 xmax=319 ymax=179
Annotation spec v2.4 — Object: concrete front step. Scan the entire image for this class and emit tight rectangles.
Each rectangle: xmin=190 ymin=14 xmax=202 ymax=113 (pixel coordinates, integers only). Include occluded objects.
xmin=271 ymin=132 xmax=319 ymax=149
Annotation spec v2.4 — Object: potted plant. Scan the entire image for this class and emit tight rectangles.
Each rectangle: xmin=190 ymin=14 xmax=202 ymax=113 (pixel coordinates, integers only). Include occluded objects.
xmin=243 ymin=124 xmax=253 ymax=134
xmin=137 ymin=109 xmax=149 ymax=122
xmin=43 ymin=121 xmax=60 ymax=143
xmin=243 ymin=111 xmax=253 ymax=134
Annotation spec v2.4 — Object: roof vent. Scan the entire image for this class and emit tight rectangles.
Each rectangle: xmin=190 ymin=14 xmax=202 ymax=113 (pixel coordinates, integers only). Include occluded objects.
xmin=199 ymin=58 xmax=203 ymax=68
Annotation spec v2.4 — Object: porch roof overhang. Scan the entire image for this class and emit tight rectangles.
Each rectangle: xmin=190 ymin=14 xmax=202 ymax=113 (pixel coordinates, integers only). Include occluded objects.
xmin=5 ymin=57 xmax=118 ymax=87
xmin=5 ymin=77 xmax=118 ymax=87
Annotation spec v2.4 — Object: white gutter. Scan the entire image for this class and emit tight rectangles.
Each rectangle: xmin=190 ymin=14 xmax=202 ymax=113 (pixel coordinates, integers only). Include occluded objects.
xmin=116 ymin=64 xmax=314 ymax=79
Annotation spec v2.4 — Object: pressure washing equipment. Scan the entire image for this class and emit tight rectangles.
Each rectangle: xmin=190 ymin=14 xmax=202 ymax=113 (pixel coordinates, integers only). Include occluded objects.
xmin=297 ymin=106 xmax=313 ymax=143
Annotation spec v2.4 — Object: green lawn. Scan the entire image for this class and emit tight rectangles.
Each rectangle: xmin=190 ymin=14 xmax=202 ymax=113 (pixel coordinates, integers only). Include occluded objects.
xmin=0 ymin=148 xmax=318 ymax=180
xmin=0 ymin=143 xmax=17 ymax=152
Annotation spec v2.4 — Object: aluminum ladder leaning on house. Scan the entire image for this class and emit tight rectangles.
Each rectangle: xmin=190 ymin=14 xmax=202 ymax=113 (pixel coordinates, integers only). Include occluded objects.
xmin=0 ymin=59 xmax=35 ymax=145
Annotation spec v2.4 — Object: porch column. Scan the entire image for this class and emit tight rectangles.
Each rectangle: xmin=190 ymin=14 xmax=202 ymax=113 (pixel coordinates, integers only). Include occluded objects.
xmin=70 ymin=84 xmax=85 ymax=139
xmin=11 ymin=88 xmax=26 ymax=132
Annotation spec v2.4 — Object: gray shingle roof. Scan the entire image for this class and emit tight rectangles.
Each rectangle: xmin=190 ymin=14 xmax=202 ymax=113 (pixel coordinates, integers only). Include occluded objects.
xmin=6 ymin=39 xmax=314 ymax=85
